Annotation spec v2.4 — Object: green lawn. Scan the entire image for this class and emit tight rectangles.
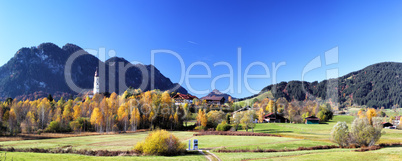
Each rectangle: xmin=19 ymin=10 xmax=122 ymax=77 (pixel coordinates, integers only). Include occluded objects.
xmin=0 ymin=115 xmax=400 ymax=160
xmin=0 ymin=131 xmax=194 ymax=151
xmin=0 ymin=131 xmax=333 ymax=152
xmin=216 ymin=147 xmax=402 ymax=161
xmin=248 ymin=115 xmax=402 ymax=143
xmin=0 ymin=151 xmax=206 ymax=161
xmin=270 ymin=146 xmax=402 ymax=161
xmin=191 ymin=135 xmax=334 ymax=151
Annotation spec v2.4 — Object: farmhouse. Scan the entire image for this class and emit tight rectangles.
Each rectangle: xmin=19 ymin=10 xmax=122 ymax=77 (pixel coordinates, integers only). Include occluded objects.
xmin=382 ymin=122 xmax=394 ymax=128
xmin=173 ymin=93 xmax=197 ymax=105
xmin=305 ymin=116 xmax=320 ymax=124
xmin=264 ymin=113 xmax=288 ymax=123
xmin=201 ymin=96 xmax=225 ymax=105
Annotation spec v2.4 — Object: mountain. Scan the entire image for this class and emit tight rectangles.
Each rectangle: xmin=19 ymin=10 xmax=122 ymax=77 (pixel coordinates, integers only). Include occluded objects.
xmin=201 ymin=89 xmax=234 ymax=103
xmin=257 ymin=62 xmax=402 ymax=108
xmin=0 ymin=42 xmax=187 ymax=100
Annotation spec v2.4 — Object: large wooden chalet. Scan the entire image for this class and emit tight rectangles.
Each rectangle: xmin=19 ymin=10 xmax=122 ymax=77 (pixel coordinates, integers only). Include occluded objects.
xmin=263 ymin=113 xmax=288 ymax=123
xmin=173 ymin=93 xmax=197 ymax=105
xmin=201 ymin=96 xmax=225 ymax=105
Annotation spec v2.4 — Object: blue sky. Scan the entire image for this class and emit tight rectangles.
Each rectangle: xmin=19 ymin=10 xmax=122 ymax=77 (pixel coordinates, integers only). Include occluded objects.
xmin=1 ymin=0 xmax=402 ymax=98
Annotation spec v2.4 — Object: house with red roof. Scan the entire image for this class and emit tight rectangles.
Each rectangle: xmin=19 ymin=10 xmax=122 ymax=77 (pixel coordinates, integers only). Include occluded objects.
xmin=173 ymin=93 xmax=198 ymax=105
xmin=201 ymin=96 xmax=225 ymax=105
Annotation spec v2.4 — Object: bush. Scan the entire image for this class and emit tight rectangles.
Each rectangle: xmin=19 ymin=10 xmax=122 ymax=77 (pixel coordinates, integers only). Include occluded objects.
xmin=134 ymin=129 xmax=186 ymax=156
xmin=330 ymin=121 xmax=350 ymax=147
xmin=216 ymin=121 xmax=231 ymax=131
xmin=350 ymin=117 xmax=382 ymax=147
xmin=45 ymin=121 xmax=71 ymax=133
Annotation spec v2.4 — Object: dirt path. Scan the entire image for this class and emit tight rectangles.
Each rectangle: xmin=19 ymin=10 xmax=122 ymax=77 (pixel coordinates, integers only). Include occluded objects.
xmin=199 ymin=150 xmax=222 ymax=161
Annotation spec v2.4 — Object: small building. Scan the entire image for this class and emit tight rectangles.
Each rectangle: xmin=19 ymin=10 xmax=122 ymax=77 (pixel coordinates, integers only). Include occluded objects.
xmin=305 ymin=116 xmax=320 ymax=124
xmin=382 ymin=122 xmax=393 ymax=128
xmin=173 ymin=93 xmax=197 ymax=105
xmin=201 ymin=96 xmax=225 ymax=105
xmin=264 ymin=113 xmax=288 ymax=123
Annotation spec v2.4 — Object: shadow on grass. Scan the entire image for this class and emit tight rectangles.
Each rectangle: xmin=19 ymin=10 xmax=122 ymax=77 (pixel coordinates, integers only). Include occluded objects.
xmin=185 ymin=150 xmax=204 ymax=156
xmin=255 ymin=129 xmax=294 ymax=133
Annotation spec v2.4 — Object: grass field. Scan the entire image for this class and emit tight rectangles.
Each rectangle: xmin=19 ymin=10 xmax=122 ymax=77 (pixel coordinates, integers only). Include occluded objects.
xmin=246 ymin=115 xmax=402 ymax=144
xmin=0 ymin=131 xmax=333 ymax=152
xmin=0 ymin=151 xmax=206 ymax=161
xmin=0 ymin=131 xmax=194 ymax=151
xmin=216 ymin=147 xmax=402 ymax=161
xmin=2 ymin=146 xmax=399 ymax=161
xmin=0 ymin=115 xmax=401 ymax=160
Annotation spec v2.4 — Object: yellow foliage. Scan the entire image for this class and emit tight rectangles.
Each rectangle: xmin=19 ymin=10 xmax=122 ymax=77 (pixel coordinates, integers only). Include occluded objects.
xmin=196 ymin=109 xmax=207 ymax=127
xmin=90 ymin=108 xmax=103 ymax=126
xmin=366 ymin=108 xmax=377 ymax=125
xmin=73 ymin=104 xmax=81 ymax=120
xmin=257 ymin=108 xmax=265 ymax=123
xmin=134 ymin=129 xmax=186 ymax=155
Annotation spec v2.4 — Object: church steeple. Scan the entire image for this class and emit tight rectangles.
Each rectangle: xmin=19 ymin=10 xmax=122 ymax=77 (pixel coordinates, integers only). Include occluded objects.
xmin=93 ymin=67 xmax=100 ymax=94
xmin=94 ymin=67 xmax=99 ymax=77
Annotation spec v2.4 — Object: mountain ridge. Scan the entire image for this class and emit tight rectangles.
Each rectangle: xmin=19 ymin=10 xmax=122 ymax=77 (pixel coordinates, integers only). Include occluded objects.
xmin=0 ymin=42 xmax=188 ymax=100
xmin=254 ymin=62 xmax=402 ymax=108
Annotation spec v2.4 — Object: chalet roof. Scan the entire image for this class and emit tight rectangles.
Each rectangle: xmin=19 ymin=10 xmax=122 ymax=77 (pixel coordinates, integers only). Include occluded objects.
xmin=201 ymin=95 xmax=225 ymax=101
xmin=264 ymin=113 xmax=285 ymax=119
xmin=382 ymin=122 xmax=393 ymax=125
xmin=305 ymin=116 xmax=320 ymax=121
xmin=173 ymin=93 xmax=197 ymax=100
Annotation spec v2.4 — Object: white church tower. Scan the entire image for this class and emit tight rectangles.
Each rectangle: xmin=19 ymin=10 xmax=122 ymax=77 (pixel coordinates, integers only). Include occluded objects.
xmin=93 ymin=67 xmax=100 ymax=94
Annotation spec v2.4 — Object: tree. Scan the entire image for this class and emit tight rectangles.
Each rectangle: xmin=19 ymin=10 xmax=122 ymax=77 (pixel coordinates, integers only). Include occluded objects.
xmin=90 ymin=108 xmax=103 ymax=132
xmin=118 ymin=103 xmax=129 ymax=132
xmin=266 ymin=100 xmax=275 ymax=113
xmin=73 ymin=104 xmax=82 ymax=121
xmin=240 ymin=110 xmax=256 ymax=132
xmin=25 ymin=111 xmax=36 ymax=133
xmin=257 ymin=108 xmax=265 ymax=123
xmin=302 ymin=112 xmax=309 ymax=123
xmin=206 ymin=110 xmax=225 ymax=128
xmin=196 ymin=109 xmax=207 ymax=128
xmin=366 ymin=108 xmax=377 ymax=125
xmin=330 ymin=122 xmax=349 ymax=147
xmin=232 ymin=112 xmax=244 ymax=131
xmin=62 ymin=100 xmax=73 ymax=123
xmin=183 ymin=103 xmax=190 ymax=126
xmin=225 ymin=113 xmax=231 ymax=124
xmin=8 ymin=108 xmax=17 ymax=135
xmin=130 ymin=107 xmax=140 ymax=131
xmin=174 ymin=112 xmax=179 ymax=129
xmin=47 ymin=94 xmax=54 ymax=102
xmin=358 ymin=109 xmax=365 ymax=118
xmin=317 ymin=103 xmax=333 ymax=122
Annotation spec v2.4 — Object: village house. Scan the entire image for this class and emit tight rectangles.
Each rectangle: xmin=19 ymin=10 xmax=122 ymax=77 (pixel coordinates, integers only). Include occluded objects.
xmin=172 ymin=93 xmax=197 ymax=105
xmin=382 ymin=122 xmax=394 ymax=128
xmin=201 ymin=96 xmax=225 ymax=105
xmin=305 ymin=116 xmax=320 ymax=124
xmin=263 ymin=113 xmax=288 ymax=123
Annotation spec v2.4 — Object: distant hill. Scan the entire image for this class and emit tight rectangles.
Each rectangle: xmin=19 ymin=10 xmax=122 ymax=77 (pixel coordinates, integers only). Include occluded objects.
xmin=0 ymin=43 xmax=187 ymax=100
xmin=258 ymin=62 xmax=402 ymax=108
xmin=201 ymin=89 xmax=234 ymax=103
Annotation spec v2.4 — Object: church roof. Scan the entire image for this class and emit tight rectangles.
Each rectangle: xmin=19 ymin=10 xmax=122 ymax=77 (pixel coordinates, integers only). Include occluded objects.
xmin=95 ymin=67 xmax=99 ymax=77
